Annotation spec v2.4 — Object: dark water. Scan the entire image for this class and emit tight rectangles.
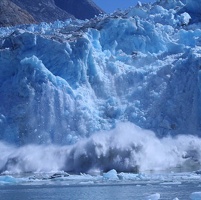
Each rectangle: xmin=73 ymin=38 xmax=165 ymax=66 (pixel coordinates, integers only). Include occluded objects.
xmin=0 ymin=182 xmax=200 ymax=200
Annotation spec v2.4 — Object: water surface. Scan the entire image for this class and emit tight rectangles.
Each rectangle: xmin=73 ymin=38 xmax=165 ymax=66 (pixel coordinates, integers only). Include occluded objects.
xmin=0 ymin=182 xmax=200 ymax=200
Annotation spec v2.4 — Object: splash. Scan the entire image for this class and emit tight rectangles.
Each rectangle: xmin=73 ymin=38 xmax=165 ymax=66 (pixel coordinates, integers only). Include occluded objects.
xmin=1 ymin=122 xmax=201 ymax=174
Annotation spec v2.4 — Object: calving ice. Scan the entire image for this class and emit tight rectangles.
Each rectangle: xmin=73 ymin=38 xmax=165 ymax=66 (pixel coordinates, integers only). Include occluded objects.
xmin=0 ymin=0 xmax=201 ymax=176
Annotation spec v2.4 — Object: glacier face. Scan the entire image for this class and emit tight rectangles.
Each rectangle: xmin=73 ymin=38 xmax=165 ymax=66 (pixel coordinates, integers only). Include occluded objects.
xmin=0 ymin=1 xmax=201 ymax=146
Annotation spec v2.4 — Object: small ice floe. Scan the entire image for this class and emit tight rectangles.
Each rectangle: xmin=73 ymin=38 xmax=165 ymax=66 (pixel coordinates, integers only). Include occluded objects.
xmin=145 ymin=193 xmax=160 ymax=200
xmin=190 ymin=192 xmax=201 ymax=200
xmin=0 ymin=175 xmax=18 ymax=185
xmin=79 ymin=181 xmax=94 ymax=185
xmin=160 ymin=181 xmax=182 ymax=185
xmin=103 ymin=169 xmax=119 ymax=180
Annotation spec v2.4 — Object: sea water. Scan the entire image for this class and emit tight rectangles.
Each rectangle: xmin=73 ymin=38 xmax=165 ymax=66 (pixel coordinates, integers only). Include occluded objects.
xmin=0 ymin=182 xmax=200 ymax=200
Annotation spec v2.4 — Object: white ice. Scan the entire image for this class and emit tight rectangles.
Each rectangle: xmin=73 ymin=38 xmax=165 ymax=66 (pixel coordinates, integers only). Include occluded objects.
xmin=190 ymin=192 xmax=201 ymax=200
xmin=145 ymin=193 xmax=160 ymax=200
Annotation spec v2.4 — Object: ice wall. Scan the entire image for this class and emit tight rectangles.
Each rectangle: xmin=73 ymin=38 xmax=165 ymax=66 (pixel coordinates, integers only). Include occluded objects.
xmin=0 ymin=0 xmax=201 ymax=146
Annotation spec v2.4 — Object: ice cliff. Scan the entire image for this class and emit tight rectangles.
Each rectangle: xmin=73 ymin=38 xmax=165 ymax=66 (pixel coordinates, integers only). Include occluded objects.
xmin=0 ymin=0 xmax=201 ymax=145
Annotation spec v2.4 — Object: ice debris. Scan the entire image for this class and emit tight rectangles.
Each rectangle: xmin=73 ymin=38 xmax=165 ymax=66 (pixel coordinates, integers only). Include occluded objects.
xmin=145 ymin=193 xmax=160 ymax=200
xmin=190 ymin=192 xmax=201 ymax=200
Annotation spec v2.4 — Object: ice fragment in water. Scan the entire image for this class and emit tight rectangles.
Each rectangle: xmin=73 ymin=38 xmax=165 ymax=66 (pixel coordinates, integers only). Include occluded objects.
xmin=103 ymin=169 xmax=119 ymax=180
xmin=145 ymin=193 xmax=160 ymax=200
xmin=190 ymin=192 xmax=201 ymax=200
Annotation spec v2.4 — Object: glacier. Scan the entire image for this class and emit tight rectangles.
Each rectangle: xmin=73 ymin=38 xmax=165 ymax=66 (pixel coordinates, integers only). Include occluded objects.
xmin=1 ymin=0 xmax=201 ymax=176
